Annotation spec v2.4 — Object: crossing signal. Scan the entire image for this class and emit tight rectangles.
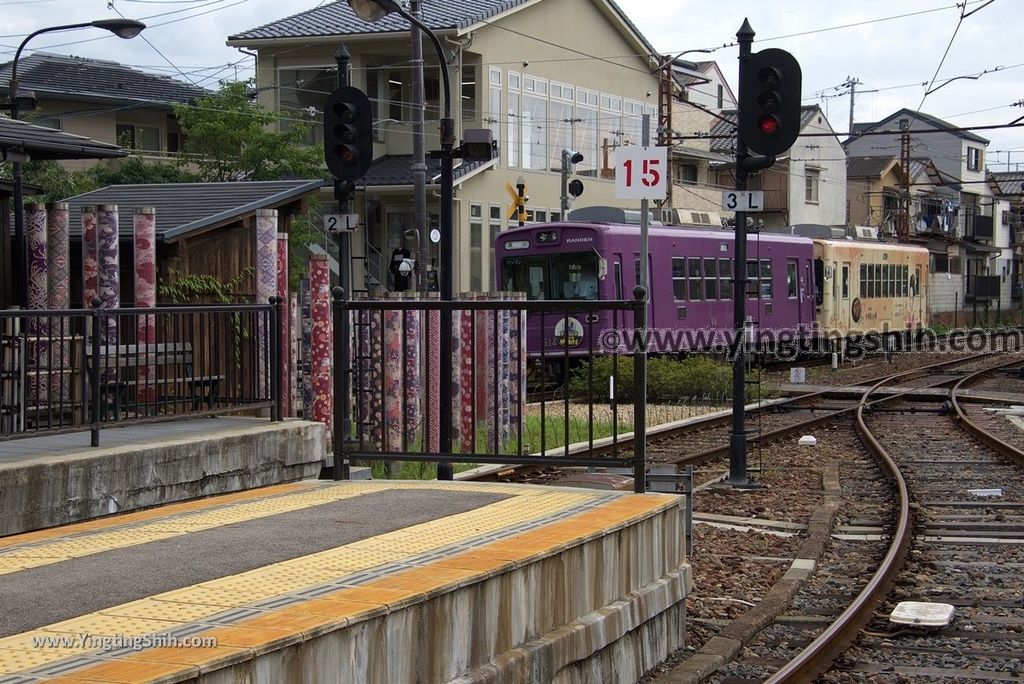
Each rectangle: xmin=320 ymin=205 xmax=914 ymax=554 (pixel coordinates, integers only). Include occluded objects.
xmin=739 ymin=48 xmax=801 ymax=157
xmin=324 ymin=86 xmax=372 ymax=181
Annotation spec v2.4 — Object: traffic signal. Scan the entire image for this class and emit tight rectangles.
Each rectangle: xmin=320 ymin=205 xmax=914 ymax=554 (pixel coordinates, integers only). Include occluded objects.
xmin=561 ymin=149 xmax=584 ymax=211
xmin=739 ymin=48 xmax=802 ymax=157
xmin=323 ymin=86 xmax=372 ymax=181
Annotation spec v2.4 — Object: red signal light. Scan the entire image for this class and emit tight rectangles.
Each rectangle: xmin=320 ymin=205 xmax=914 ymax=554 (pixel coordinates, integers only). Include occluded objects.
xmin=758 ymin=115 xmax=780 ymax=135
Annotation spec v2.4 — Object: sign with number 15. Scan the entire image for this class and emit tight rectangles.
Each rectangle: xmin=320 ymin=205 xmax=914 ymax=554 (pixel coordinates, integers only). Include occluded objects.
xmin=615 ymin=145 xmax=667 ymax=200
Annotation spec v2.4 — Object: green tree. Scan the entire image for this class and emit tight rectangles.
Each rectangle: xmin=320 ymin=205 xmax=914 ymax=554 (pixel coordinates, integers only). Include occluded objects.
xmin=173 ymin=80 xmax=323 ymax=182
xmin=87 ymin=156 xmax=199 ymax=186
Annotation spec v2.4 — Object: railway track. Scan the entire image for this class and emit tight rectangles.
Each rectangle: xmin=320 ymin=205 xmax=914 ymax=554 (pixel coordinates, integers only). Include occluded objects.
xmin=755 ymin=354 xmax=1024 ymax=682
xmin=460 ymin=349 xmax=1024 ymax=682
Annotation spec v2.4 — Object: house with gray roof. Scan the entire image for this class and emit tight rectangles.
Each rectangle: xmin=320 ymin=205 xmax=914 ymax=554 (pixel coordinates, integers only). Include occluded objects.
xmin=227 ymin=0 xmax=668 ymax=292
xmin=708 ymin=104 xmax=847 ymax=228
xmin=0 ymin=53 xmax=209 ymax=170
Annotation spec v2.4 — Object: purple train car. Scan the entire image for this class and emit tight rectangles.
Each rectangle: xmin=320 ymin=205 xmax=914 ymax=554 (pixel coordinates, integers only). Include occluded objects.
xmin=494 ymin=218 xmax=816 ymax=364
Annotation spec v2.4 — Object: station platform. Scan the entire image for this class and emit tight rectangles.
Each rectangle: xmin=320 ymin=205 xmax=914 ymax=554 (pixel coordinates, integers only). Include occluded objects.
xmin=0 ymin=418 xmax=327 ymax=536
xmin=0 ymin=480 xmax=690 ymax=684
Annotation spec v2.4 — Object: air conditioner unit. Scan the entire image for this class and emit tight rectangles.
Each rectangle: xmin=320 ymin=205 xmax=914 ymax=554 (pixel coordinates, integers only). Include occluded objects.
xmin=854 ymin=226 xmax=878 ymax=240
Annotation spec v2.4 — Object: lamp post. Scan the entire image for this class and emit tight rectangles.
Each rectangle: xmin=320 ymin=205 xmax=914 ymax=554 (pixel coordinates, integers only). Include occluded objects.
xmin=347 ymin=0 xmax=457 ymax=479
xmin=8 ymin=18 xmax=145 ymax=309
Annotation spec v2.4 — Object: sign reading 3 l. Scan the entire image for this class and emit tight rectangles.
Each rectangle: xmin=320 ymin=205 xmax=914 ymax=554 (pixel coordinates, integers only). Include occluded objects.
xmin=721 ymin=190 xmax=765 ymax=212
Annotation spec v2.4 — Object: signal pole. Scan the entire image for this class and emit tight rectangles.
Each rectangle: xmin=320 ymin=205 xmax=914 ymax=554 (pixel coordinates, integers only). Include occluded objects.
xmin=730 ymin=21 xmax=755 ymax=489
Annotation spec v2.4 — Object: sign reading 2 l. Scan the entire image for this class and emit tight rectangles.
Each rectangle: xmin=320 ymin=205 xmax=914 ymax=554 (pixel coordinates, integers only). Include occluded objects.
xmin=615 ymin=145 xmax=667 ymax=200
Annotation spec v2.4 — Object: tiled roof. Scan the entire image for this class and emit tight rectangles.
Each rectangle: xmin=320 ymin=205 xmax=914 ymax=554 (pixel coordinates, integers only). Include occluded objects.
xmin=991 ymin=171 xmax=1024 ymax=196
xmin=848 ymin=108 xmax=988 ymax=145
xmin=229 ymin=0 xmax=657 ymax=54
xmin=62 ymin=180 xmax=324 ymax=242
xmin=0 ymin=53 xmax=209 ymax=106
xmin=709 ymin=105 xmax=821 ymax=155
xmin=0 ymin=116 xmax=125 ymax=160
xmin=362 ymin=154 xmax=496 ymax=187
xmin=846 ymin=156 xmax=896 ymax=178
xmin=229 ymin=0 xmax=533 ymax=41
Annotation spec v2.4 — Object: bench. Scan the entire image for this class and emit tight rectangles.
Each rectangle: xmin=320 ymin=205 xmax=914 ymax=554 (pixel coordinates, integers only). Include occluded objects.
xmin=86 ymin=342 xmax=224 ymax=420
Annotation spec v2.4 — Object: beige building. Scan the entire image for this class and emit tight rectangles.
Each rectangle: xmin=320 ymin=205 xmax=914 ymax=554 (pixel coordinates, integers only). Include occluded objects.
xmin=227 ymin=0 xmax=707 ymax=293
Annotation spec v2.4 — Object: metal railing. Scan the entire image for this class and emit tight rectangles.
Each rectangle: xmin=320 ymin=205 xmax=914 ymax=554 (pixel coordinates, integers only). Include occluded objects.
xmin=0 ymin=299 xmax=283 ymax=446
xmin=331 ymin=288 xmax=650 ymax=492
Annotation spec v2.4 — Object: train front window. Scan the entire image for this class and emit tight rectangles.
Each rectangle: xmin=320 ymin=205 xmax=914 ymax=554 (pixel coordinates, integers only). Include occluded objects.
xmin=501 ymin=252 xmax=599 ymax=300
xmin=503 ymin=256 xmax=548 ymax=300
xmin=551 ymin=252 xmax=599 ymax=300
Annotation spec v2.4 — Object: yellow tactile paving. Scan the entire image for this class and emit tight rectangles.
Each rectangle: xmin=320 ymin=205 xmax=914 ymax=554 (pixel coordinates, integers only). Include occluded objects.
xmin=0 ymin=481 xmax=531 ymax=579
xmin=0 ymin=482 xmax=309 ymax=550
xmin=0 ymin=484 xmax=677 ymax=682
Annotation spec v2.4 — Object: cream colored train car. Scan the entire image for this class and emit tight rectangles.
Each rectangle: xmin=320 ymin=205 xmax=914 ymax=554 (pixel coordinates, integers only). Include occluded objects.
xmin=813 ymin=239 xmax=929 ymax=336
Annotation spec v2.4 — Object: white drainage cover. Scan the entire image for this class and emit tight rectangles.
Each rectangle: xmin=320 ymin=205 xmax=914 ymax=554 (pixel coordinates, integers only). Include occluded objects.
xmin=889 ymin=601 xmax=955 ymax=627
xmin=798 ymin=435 xmax=817 ymax=447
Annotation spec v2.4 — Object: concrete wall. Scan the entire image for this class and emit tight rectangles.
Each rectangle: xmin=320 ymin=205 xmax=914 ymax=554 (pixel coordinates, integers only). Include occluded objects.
xmin=929 ymin=271 xmax=964 ymax=314
xmin=0 ymin=419 xmax=326 ymax=536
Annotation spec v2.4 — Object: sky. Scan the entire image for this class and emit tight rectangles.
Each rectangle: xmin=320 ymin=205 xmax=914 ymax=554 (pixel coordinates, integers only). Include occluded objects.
xmin=2 ymin=0 xmax=1022 ymax=171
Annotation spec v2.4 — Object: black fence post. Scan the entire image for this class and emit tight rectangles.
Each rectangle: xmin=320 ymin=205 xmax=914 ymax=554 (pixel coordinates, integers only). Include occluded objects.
xmin=632 ymin=285 xmax=647 ymax=493
xmin=90 ymin=298 xmax=102 ymax=447
xmin=332 ymin=287 xmax=351 ymax=480
xmin=270 ymin=296 xmax=282 ymax=422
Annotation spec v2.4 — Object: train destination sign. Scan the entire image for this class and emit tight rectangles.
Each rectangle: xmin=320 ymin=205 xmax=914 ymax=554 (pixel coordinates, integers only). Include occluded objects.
xmin=615 ymin=145 xmax=667 ymax=200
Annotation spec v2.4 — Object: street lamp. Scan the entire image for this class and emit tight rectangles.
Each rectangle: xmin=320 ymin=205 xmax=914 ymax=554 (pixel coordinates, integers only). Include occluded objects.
xmin=8 ymin=18 xmax=145 ymax=308
xmin=346 ymin=0 xmax=457 ymax=479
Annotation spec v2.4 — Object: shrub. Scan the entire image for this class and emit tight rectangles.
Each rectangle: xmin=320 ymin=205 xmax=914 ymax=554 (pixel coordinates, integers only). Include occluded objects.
xmin=569 ymin=355 xmax=742 ymax=402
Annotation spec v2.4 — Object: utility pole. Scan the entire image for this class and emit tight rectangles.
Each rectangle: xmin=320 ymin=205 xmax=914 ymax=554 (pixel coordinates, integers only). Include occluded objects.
xmin=410 ymin=0 xmax=427 ymax=292
xmin=897 ymin=117 xmax=911 ymax=243
xmin=844 ymin=76 xmax=861 ymax=137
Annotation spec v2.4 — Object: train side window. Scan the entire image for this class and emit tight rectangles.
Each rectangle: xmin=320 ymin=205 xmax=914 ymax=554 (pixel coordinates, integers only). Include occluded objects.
xmin=786 ymin=261 xmax=798 ymax=299
xmin=913 ymin=266 xmax=921 ymax=296
xmin=842 ymin=264 xmax=850 ymax=299
xmin=760 ymin=260 xmax=773 ymax=298
xmin=703 ymin=258 xmax=718 ymax=299
xmin=719 ymin=258 xmax=733 ymax=300
xmin=671 ymin=258 xmax=685 ymax=300
xmin=883 ymin=264 xmax=890 ymax=297
xmin=859 ymin=264 xmax=866 ymax=298
xmin=614 ymin=262 xmax=622 ymax=300
xmin=813 ymin=259 xmax=823 ymax=305
xmin=874 ymin=264 xmax=882 ymax=297
xmin=688 ymin=257 xmax=702 ymax=300
xmin=746 ymin=260 xmax=758 ymax=297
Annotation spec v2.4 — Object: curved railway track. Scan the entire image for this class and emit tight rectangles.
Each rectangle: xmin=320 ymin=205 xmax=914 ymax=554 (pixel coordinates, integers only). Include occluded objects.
xmin=763 ymin=354 xmax=1024 ymax=682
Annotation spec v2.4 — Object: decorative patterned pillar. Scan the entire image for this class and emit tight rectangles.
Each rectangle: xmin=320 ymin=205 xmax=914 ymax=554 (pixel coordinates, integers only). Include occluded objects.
xmin=458 ymin=297 xmax=475 ymax=453
xmin=290 ymin=291 xmax=299 ymax=418
xmin=97 ymin=205 xmax=120 ymax=348
xmin=299 ymin=278 xmax=312 ymax=417
xmin=276 ymin=232 xmax=290 ymax=417
xmin=365 ymin=291 xmax=384 ymax=450
xmin=309 ymin=255 xmax=332 ymax=439
xmin=255 ymin=209 xmax=278 ymax=397
xmin=426 ymin=293 xmax=440 ymax=453
xmin=383 ymin=293 xmax=403 ymax=452
xmin=498 ymin=296 xmax=511 ymax=448
xmin=509 ymin=292 xmax=526 ymax=447
xmin=47 ymin=203 xmax=70 ymax=402
xmin=25 ymin=204 xmax=47 ymax=404
xmin=134 ymin=208 xmax=157 ymax=406
xmin=401 ymin=294 xmax=420 ymax=450
xmin=81 ymin=206 xmax=99 ymax=309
